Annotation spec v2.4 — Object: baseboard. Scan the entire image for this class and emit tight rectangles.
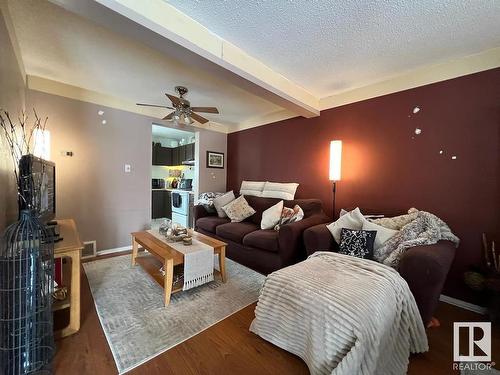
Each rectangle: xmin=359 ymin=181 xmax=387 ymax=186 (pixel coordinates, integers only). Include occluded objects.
xmin=97 ymin=246 xmax=132 ymax=256
xmin=439 ymin=294 xmax=487 ymax=315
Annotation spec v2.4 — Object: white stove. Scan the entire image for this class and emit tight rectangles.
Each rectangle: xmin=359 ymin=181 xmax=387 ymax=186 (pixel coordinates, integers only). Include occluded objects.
xmin=171 ymin=190 xmax=191 ymax=227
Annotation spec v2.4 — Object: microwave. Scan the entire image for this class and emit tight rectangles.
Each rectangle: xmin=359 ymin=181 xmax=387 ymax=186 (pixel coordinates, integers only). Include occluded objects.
xmin=152 ymin=178 xmax=165 ymax=189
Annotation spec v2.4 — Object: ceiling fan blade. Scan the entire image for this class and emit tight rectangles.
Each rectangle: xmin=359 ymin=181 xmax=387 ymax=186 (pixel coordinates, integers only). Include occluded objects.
xmin=190 ymin=112 xmax=209 ymax=124
xmin=136 ymin=103 xmax=173 ymax=109
xmin=190 ymin=107 xmax=219 ymax=114
xmin=166 ymin=93 xmax=181 ymax=106
xmin=162 ymin=112 xmax=175 ymax=120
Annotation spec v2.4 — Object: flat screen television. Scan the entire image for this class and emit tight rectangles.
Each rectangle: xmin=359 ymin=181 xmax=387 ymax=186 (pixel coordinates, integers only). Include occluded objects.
xmin=18 ymin=154 xmax=56 ymax=223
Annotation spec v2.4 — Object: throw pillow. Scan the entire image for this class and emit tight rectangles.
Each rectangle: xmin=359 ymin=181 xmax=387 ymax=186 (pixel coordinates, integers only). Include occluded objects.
xmin=222 ymin=196 xmax=256 ymax=222
xmin=326 ymin=207 xmax=366 ymax=244
xmin=274 ymin=205 xmax=304 ymax=230
xmin=213 ymin=191 xmax=236 ymax=218
xmin=261 ymin=200 xmax=284 ymax=229
xmin=240 ymin=180 xmax=266 ymax=197
xmin=362 ymin=220 xmax=399 ymax=250
xmin=198 ymin=192 xmax=223 ymax=214
xmin=339 ymin=228 xmax=376 ymax=259
xmin=261 ymin=182 xmax=299 ymax=200
xmin=371 ymin=208 xmax=419 ymax=230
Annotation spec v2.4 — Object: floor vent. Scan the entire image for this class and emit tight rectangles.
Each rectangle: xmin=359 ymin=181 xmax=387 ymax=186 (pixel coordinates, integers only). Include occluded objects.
xmin=82 ymin=241 xmax=97 ymax=259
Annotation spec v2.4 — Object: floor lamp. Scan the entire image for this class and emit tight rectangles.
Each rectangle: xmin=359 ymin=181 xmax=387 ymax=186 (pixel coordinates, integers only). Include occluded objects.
xmin=329 ymin=140 xmax=342 ymax=220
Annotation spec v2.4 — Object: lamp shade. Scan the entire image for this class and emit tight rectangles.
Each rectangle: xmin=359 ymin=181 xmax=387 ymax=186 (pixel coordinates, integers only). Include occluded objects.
xmin=329 ymin=140 xmax=342 ymax=181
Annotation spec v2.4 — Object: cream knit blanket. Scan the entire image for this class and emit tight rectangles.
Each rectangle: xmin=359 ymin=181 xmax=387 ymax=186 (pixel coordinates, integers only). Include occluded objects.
xmin=250 ymin=252 xmax=428 ymax=375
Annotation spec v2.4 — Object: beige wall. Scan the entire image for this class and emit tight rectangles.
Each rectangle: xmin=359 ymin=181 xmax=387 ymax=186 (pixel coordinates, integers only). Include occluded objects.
xmin=26 ymin=90 xmax=228 ymax=250
xmin=195 ymin=130 xmax=227 ymax=197
xmin=0 ymin=7 xmax=25 ymax=231
xmin=27 ymin=90 xmax=153 ymax=251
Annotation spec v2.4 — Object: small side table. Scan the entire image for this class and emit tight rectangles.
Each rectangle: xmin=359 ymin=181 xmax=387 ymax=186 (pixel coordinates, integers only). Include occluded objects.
xmin=53 ymin=219 xmax=83 ymax=338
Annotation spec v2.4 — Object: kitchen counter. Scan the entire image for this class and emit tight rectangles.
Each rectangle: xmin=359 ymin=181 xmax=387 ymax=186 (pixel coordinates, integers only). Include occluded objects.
xmin=152 ymin=188 xmax=195 ymax=194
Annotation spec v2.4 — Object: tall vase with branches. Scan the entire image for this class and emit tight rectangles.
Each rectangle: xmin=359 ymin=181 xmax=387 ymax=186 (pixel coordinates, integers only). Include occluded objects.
xmin=0 ymin=109 xmax=55 ymax=375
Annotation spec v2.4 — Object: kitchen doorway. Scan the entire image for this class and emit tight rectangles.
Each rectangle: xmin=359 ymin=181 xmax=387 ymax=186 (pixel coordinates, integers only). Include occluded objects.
xmin=151 ymin=124 xmax=196 ymax=228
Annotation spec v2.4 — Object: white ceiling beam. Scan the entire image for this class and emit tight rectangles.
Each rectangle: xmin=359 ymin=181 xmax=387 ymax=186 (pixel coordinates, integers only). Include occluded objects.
xmin=49 ymin=0 xmax=320 ymax=118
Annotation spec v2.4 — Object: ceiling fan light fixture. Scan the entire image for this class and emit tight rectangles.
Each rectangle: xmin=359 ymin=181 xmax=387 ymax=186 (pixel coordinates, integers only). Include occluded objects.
xmin=138 ymin=86 xmax=218 ymax=124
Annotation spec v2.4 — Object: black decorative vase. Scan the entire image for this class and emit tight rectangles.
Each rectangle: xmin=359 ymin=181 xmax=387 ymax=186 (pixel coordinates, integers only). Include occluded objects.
xmin=0 ymin=210 xmax=55 ymax=375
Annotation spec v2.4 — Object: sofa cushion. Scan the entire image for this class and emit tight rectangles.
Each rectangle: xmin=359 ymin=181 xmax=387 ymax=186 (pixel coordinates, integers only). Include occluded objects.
xmin=216 ymin=222 xmax=259 ymax=243
xmin=196 ymin=216 xmax=230 ymax=233
xmin=261 ymin=182 xmax=299 ymax=200
xmin=240 ymin=180 xmax=266 ymax=197
xmin=243 ymin=230 xmax=280 ymax=253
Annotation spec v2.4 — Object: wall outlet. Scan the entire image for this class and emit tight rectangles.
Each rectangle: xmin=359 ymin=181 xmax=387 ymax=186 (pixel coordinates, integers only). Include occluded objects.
xmin=124 ymin=164 xmax=131 ymax=173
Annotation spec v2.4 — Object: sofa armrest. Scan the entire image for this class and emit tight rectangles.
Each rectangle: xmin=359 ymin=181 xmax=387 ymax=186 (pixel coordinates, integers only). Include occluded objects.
xmin=398 ymin=240 xmax=456 ymax=326
xmin=303 ymin=223 xmax=339 ymax=256
xmin=278 ymin=214 xmax=330 ymax=266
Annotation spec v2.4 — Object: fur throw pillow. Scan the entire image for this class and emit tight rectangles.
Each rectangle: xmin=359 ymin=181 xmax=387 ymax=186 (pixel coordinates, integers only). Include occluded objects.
xmin=274 ymin=205 xmax=304 ymax=230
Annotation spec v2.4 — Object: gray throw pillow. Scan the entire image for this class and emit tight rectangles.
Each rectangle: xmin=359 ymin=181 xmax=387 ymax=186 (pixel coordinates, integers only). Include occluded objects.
xmin=213 ymin=191 xmax=236 ymax=218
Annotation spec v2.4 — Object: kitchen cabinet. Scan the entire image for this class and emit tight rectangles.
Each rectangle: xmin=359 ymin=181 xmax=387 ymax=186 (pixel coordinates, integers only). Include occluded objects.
xmin=172 ymin=147 xmax=180 ymax=166
xmin=178 ymin=145 xmax=187 ymax=164
xmin=152 ymin=143 xmax=158 ymax=165
xmin=152 ymin=144 xmax=172 ymax=166
xmin=152 ymin=190 xmax=171 ymax=219
xmin=152 ymin=143 xmax=195 ymax=166
xmin=185 ymin=143 xmax=195 ymax=161
xmin=157 ymin=147 xmax=172 ymax=166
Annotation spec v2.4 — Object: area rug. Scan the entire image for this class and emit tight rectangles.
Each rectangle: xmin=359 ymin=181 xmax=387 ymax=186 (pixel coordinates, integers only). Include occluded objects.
xmin=83 ymin=254 xmax=266 ymax=374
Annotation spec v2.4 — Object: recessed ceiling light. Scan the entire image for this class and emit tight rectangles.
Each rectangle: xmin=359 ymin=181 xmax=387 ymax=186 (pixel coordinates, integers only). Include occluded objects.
xmin=98 ymin=110 xmax=104 ymax=116
xmin=413 ymin=106 xmax=420 ymax=114
xmin=451 ymin=155 xmax=457 ymax=160
xmin=102 ymin=120 xmax=107 ymax=125
xmin=414 ymin=128 xmax=422 ymax=135
xmin=439 ymin=150 xmax=444 ymax=154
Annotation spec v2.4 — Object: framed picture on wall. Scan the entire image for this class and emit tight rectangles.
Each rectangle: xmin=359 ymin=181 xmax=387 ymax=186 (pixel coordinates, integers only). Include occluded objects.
xmin=206 ymin=151 xmax=224 ymax=169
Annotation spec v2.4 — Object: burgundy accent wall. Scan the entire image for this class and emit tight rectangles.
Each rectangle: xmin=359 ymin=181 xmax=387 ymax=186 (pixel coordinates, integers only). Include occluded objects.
xmin=227 ymin=68 xmax=500 ymax=303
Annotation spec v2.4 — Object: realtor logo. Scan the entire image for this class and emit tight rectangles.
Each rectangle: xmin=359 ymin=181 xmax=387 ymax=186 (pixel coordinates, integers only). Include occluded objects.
xmin=453 ymin=322 xmax=491 ymax=362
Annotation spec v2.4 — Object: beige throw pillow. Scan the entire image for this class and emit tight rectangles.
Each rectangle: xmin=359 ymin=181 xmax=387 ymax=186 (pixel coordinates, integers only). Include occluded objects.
xmin=240 ymin=180 xmax=266 ymax=197
xmin=213 ymin=191 xmax=236 ymax=218
xmin=261 ymin=201 xmax=283 ymax=229
xmin=261 ymin=182 xmax=299 ymax=200
xmin=326 ymin=207 xmax=366 ymax=244
xmin=222 ymin=196 xmax=256 ymax=222
xmin=371 ymin=208 xmax=419 ymax=230
xmin=362 ymin=220 xmax=399 ymax=250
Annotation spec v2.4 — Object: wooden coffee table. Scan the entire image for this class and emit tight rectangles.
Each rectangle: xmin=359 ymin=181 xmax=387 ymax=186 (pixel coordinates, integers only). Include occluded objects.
xmin=131 ymin=229 xmax=227 ymax=307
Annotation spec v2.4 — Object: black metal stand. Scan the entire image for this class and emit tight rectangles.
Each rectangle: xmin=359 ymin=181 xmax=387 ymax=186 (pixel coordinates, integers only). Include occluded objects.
xmin=332 ymin=181 xmax=337 ymax=220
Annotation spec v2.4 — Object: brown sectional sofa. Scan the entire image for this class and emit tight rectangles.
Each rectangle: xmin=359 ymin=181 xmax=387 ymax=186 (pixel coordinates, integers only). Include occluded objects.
xmin=194 ymin=195 xmax=330 ymax=274
xmin=303 ymin=223 xmax=456 ymax=326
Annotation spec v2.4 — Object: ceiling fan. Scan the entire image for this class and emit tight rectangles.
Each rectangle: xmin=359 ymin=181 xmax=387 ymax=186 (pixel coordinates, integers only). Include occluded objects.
xmin=136 ymin=86 xmax=219 ymax=124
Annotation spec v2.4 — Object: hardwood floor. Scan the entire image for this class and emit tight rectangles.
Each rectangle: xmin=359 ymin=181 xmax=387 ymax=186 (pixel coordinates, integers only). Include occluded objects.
xmin=53 ymin=253 xmax=499 ymax=374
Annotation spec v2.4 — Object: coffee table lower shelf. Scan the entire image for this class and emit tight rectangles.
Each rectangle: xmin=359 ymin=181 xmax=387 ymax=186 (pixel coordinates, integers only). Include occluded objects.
xmin=135 ymin=254 xmax=184 ymax=293
xmin=136 ymin=254 xmax=224 ymax=295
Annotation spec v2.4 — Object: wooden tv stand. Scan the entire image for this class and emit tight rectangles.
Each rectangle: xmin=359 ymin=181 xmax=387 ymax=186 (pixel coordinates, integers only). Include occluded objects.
xmin=53 ymin=219 xmax=84 ymax=338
